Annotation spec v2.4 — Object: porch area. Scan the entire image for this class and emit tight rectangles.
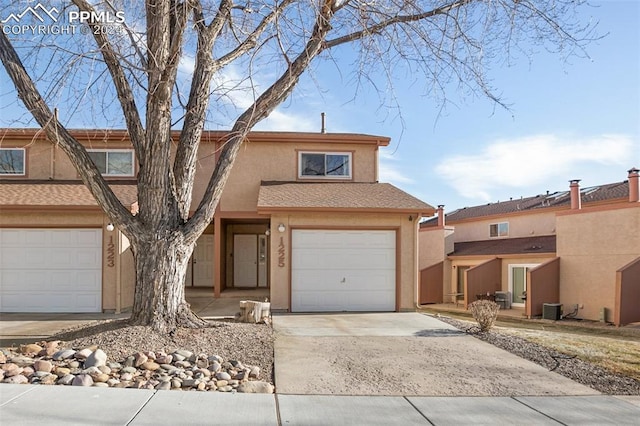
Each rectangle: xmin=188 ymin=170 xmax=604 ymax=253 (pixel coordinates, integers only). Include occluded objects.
xmin=185 ymin=287 xmax=270 ymax=319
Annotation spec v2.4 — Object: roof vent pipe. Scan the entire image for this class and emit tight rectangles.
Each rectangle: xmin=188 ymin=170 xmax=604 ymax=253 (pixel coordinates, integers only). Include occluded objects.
xmin=569 ymin=179 xmax=581 ymax=210
xmin=320 ymin=112 xmax=326 ymax=134
xmin=629 ymin=167 xmax=639 ymax=202
xmin=437 ymin=205 xmax=445 ymax=227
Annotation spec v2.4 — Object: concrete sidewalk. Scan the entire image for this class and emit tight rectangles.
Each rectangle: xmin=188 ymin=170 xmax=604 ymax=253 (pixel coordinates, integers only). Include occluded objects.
xmin=1 ymin=384 xmax=639 ymax=425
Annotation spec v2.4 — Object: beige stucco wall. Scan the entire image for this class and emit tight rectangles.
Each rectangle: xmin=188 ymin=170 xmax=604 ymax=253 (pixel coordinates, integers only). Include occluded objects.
xmin=268 ymin=212 xmax=418 ymax=312
xmin=0 ymin=138 xmax=135 ymax=180
xmin=418 ymin=227 xmax=449 ymax=270
xmin=450 ymin=211 xmax=558 ymax=242
xmin=556 ymin=205 xmax=640 ymax=322
xmin=216 ymin=141 xmax=378 ymax=212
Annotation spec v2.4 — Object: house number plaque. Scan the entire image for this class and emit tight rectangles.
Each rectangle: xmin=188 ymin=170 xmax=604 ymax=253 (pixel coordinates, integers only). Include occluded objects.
xmin=278 ymin=237 xmax=285 ymax=267
xmin=106 ymin=236 xmax=115 ymax=268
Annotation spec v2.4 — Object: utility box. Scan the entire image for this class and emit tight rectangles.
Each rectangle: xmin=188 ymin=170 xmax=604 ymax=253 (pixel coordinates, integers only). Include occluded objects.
xmin=542 ymin=303 xmax=562 ymax=320
xmin=494 ymin=291 xmax=511 ymax=310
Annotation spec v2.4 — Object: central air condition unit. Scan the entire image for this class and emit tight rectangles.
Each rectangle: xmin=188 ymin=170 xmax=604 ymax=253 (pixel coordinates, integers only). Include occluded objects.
xmin=542 ymin=303 xmax=562 ymax=320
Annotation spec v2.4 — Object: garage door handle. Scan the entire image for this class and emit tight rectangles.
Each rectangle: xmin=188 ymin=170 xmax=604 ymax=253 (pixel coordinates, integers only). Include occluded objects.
xmin=341 ymin=278 xmax=346 ymax=283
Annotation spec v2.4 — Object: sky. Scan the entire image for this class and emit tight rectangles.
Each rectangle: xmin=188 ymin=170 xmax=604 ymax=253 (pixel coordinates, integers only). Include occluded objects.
xmin=253 ymin=0 xmax=640 ymax=212
xmin=1 ymin=0 xmax=638 ymax=214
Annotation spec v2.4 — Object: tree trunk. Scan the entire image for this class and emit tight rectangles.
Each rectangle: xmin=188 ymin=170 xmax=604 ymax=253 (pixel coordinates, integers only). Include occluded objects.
xmin=128 ymin=231 xmax=208 ymax=333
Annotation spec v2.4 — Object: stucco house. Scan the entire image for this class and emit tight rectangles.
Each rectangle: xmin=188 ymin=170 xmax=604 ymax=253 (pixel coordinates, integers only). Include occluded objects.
xmin=0 ymin=128 xmax=434 ymax=314
xmin=419 ymin=168 xmax=640 ymax=326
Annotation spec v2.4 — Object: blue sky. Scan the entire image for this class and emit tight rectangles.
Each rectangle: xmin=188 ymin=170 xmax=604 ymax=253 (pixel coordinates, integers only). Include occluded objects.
xmin=254 ymin=0 xmax=640 ymax=211
xmin=1 ymin=1 xmax=638 ymax=213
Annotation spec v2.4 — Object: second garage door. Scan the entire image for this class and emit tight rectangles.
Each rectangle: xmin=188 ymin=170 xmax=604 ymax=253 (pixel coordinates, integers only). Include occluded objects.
xmin=291 ymin=229 xmax=396 ymax=312
xmin=0 ymin=229 xmax=102 ymax=313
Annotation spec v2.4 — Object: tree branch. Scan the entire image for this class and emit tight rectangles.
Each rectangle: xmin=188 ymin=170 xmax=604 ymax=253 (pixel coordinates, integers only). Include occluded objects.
xmin=184 ymin=0 xmax=339 ymax=242
xmin=71 ymin=0 xmax=145 ymax=157
xmin=0 ymin=31 xmax=140 ymax=236
xmin=325 ymin=0 xmax=472 ymax=49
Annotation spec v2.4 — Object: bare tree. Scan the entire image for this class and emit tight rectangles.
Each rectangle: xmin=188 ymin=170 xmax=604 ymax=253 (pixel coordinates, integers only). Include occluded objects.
xmin=0 ymin=0 xmax=595 ymax=332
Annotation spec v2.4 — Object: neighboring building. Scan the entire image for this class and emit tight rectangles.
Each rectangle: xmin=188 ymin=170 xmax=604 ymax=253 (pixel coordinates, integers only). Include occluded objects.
xmin=0 ymin=128 xmax=434 ymax=314
xmin=419 ymin=169 xmax=640 ymax=326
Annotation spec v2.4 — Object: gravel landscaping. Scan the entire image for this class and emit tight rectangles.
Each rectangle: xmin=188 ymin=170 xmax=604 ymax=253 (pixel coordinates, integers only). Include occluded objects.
xmin=437 ymin=315 xmax=640 ymax=395
xmin=0 ymin=319 xmax=274 ymax=392
xmin=1 ymin=313 xmax=639 ymax=395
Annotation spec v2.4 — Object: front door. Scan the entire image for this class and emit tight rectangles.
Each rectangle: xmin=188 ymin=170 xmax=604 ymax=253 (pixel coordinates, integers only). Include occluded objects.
xmin=186 ymin=234 xmax=214 ymax=287
xmin=234 ymin=234 xmax=258 ymax=287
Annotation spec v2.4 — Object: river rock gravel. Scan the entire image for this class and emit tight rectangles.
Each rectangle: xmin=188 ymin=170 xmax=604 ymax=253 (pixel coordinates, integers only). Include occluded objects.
xmin=0 ymin=318 xmax=274 ymax=392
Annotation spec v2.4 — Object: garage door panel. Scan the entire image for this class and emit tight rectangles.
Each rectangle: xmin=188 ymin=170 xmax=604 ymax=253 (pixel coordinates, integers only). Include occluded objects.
xmin=0 ymin=229 xmax=102 ymax=313
xmin=292 ymin=229 xmax=396 ymax=312
xmin=293 ymin=290 xmax=395 ymax=312
xmin=294 ymin=248 xmax=394 ymax=270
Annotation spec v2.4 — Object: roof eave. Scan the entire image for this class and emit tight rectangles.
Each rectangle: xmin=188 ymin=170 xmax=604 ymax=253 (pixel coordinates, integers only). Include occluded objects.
xmin=257 ymin=206 xmax=435 ymax=216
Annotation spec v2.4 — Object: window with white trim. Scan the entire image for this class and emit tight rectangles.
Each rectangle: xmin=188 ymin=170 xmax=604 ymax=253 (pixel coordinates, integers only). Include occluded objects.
xmin=299 ymin=152 xmax=351 ymax=179
xmin=489 ymin=222 xmax=509 ymax=238
xmin=88 ymin=149 xmax=134 ymax=176
xmin=0 ymin=148 xmax=25 ymax=175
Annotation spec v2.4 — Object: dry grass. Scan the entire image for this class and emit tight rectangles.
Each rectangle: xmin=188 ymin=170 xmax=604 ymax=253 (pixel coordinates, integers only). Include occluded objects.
xmin=421 ymin=307 xmax=640 ymax=382
xmin=496 ymin=326 xmax=640 ymax=381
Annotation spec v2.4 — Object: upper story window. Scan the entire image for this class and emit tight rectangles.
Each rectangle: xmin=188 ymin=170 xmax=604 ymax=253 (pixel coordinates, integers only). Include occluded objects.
xmin=88 ymin=149 xmax=134 ymax=176
xmin=490 ymin=222 xmax=509 ymax=238
xmin=299 ymin=152 xmax=351 ymax=179
xmin=0 ymin=148 xmax=25 ymax=176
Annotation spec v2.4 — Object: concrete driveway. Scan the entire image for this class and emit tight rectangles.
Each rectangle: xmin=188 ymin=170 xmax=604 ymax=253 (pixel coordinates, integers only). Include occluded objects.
xmin=273 ymin=312 xmax=599 ymax=396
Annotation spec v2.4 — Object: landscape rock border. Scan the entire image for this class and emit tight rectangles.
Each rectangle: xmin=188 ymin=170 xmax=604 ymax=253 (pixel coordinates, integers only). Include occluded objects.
xmin=0 ymin=340 xmax=274 ymax=393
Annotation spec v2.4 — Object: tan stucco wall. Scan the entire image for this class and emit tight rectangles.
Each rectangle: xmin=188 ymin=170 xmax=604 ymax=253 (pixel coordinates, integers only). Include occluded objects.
xmin=268 ymin=212 xmax=418 ymax=312
xmin=0 ymin=138 xmax=135 ymax=180
xmin=418 ymin=228 xmax=448 ymax=270
xmin=450 ymin=211 xmax=558 ymax=242
xmin=217 ymin=142 xmax=378 ymax=212
xmin=556 ymin=205 xmax=640 ymax=322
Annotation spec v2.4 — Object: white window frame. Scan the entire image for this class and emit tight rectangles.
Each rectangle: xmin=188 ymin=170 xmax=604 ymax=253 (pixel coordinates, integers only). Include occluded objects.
xmin=298 ymin=151 xmax=352 ymax=180
xmin=87 ymin=149 xmax=135 ymax=177
xmin=0 ymin=148 xmax=26 ymax=176
xmin=489 ymin=222 xmax=509 ymax=238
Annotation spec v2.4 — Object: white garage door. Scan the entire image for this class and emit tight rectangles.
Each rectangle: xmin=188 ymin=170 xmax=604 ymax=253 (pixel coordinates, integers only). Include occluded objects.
xmin=291 ymin=230 xmax=396 ymax=312
xmin=0 ymin=229 xmax=102 ymax=313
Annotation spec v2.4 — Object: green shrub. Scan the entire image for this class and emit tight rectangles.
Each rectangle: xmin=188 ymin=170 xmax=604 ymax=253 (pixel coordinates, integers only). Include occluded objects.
xmin=469 ymin=300 xmax=500 ymax=332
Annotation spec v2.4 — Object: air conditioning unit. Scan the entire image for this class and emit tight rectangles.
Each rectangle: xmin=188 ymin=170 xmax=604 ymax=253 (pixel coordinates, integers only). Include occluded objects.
xmin=543 ymin=303 xmax=562 ymax=320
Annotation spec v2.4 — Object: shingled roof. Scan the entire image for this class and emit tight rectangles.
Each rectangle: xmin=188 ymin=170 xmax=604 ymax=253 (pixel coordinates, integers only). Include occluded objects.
xmin=450 ymin=235 xmax=557 ymax=257
xmin=0 ymin=180 xmax=138 ymax=211
xmin=257 ymin=181 xmax=434 ymax=214
xmin=421 ymin=180 xmax=630 ymax=227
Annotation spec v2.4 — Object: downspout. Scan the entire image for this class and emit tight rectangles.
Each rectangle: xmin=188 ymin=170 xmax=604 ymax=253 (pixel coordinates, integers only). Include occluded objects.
xmin=115 ymin=230 xmax=122 ymax=314
xmin=414 ymin=212 xmax=421 ymax=311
